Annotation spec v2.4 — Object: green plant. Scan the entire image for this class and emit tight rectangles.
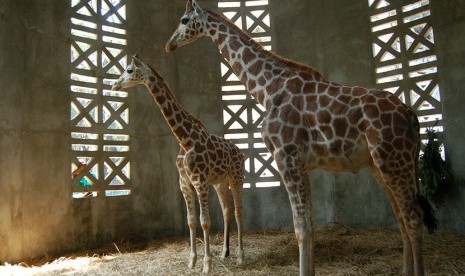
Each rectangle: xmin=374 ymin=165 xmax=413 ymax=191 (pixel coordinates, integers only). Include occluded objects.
xmin=419 ymin=125 xmax=456 ymax=207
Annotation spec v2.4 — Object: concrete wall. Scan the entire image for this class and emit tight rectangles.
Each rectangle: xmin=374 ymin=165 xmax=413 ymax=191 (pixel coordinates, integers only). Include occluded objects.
xmin=1 ymin=0 xmax=464 ymax=263
xmin=431 ymin=0 xmax=465 ymax=230
xmin=0 ymin=0 xmax=75 ymax=262
xmin=0 ymin=0 xmax=187 ymax=263
xmin=0 ymin=0 xmax=27 ymax=263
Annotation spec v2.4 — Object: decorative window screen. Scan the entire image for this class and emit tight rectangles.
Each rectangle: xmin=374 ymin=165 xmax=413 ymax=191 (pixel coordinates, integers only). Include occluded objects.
xmin=70 ymin=0 xmax=130 ymax=198
xmin=368 ymin=0 xmax=443 ymax=145
xmin=218 ymin=0 xmax=280 ymax=188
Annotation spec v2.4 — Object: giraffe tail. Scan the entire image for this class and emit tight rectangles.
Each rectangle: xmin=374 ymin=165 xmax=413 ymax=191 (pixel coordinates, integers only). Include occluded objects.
xmin=417 ymin=194 xmax=438 ymax=234
xmin=411 ymin=110 xmax=437 ymax=234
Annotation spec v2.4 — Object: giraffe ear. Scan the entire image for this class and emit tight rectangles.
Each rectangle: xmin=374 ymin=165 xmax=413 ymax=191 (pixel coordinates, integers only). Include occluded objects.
xmin=132 ymin=55 xmax=143 ymax=67
xmin=185 ymin=0 xmax=193 ymax=11
xmin=192 ymin=0 xmax=204 ymax=15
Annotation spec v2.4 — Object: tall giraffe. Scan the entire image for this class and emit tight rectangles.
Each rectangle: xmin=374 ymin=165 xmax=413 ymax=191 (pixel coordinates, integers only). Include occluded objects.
xmin=165 ymin=1 xmax=437 ymax=275
xmin=112 ymin=55 xmax=245 ymax=274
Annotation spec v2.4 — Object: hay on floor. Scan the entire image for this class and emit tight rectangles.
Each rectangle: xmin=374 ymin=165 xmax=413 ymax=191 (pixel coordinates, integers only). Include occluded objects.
xmin=2 ymin=224 xmax=464 ymax=275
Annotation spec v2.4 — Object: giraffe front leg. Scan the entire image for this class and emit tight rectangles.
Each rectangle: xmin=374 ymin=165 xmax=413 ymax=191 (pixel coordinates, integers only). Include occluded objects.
xmin=195 ymin=186 xmax=212 ymax=274
xmin=300 ymin=173 xmax=315 ymax=276
xmin=275 ymin=152 xmax=315 ymax=276
xmin=188 ymin=219 xmax=198 ymax=269
xmin=291 ymin=191 xmax=314 ymax=276
xmin=202 ymin=220 xmax=212 ymax=274
xmin=213 ymin=182 xmax=232 ymax=260
xmin=180 ymin=178 xmax=198 ymax=269
xmin=294 ymin=218 xmax=314 ymax=276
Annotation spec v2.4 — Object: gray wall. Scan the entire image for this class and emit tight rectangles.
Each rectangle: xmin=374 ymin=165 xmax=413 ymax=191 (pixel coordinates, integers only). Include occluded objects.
xmin=0 ymin=0 xmax=27 ymax=263
xmin=0 ymin=0 xmax=186 ymax=263
xmin=431 ymin=0 xmax=465 ymax=230
xmin=1 ymin=0 xmax=74 ymax=262
xmin=1 ymin=0 xmax=464 ymax=263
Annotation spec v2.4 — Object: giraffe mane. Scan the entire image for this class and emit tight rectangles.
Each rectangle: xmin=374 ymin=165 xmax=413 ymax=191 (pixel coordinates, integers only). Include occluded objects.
xmin=146 ymin=63 xmax=207 ymax=129
xmin=146 ymin=63 xmax=178 ymax=101
xmin=206 ymin=10 xmax=326 ymax=81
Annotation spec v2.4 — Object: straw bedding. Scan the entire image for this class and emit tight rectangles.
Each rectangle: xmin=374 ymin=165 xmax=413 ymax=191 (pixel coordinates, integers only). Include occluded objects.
xmin=2 ymin=224 xmax=464 ymax=275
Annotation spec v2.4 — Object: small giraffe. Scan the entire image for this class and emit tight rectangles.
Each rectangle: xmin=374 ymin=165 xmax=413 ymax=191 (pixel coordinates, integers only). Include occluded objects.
xmin=112 ymin=55 xmax=245 ymax=274
xmin=165 ymin=1 xmax=437 ymax=276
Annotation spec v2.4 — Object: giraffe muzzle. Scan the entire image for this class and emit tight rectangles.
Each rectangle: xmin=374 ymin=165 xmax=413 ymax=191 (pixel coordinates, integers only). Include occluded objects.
xmin=111 ymin=84 xmax=122 ymax=91
xmin=165 ymin=43 xmax=178 ymax=53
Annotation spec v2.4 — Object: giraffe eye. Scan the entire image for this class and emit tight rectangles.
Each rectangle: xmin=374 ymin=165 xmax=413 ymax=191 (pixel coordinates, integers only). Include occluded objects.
xmin=127 ymin=69 xmax=133 ymax=74
xmin=181 ymin=18 xmax=189 ymax=25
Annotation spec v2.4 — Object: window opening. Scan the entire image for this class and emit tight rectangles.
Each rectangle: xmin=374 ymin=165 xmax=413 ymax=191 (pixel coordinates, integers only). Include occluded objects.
xmin=218 ymin=0 xmax=280 ymax=188
xmin=70 ymin=0 xmax=130 ymax=198
xmin=368 ymin=0 xmax=444 ymax=157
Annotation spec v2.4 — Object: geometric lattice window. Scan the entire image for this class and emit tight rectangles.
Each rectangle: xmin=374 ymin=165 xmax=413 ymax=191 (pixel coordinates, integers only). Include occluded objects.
xmin=218 ymin=0 xmax=280 ymax=188
xmin=70 ymin=0 xmax=130 ymax=198
xmin=368 ymin=0 xmax=443 ymax=148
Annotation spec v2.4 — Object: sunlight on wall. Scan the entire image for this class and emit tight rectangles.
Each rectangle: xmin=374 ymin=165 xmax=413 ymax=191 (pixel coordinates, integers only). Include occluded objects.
xmin=70 ymin=0 xmax=131 ymax=198
xmin=368 ymin=0 xmax=444 ymax=155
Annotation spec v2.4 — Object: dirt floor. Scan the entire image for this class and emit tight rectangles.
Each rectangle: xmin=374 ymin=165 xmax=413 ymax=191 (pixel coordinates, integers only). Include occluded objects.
xmin=1 ymin=224 xmax=464 ymax=275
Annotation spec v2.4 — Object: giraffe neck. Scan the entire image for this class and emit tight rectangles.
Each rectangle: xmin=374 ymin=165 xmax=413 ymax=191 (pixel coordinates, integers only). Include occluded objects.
xmin=204 ymin=10 xmax=325 ymax=106
xmin=144 ymin=66 xmax=205 ymax=148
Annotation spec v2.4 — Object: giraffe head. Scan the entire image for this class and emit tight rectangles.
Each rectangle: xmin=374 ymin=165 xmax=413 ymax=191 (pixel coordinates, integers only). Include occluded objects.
xmin=165 ymin=0 xmax=207 ymax=52
xmin=112 ymin=54 xmax=151 ymax=91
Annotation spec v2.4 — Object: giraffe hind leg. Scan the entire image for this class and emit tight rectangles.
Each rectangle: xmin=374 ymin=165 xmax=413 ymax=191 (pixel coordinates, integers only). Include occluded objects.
xmin=394 ymin=182 xmax=426 ymax=276
xmin=369 ymin=165 xmax=414 ymax=276
xmin=366 ymin=130 xmax=425 ymax=275
xmin=370 ymin=159 xmax=426 ymax=276
xmin=213 ymin=182 xmax=232 ymax=260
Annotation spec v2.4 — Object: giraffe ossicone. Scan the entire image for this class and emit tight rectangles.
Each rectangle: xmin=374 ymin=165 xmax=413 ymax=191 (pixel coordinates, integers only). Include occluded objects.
xmin=112 ymin=54 xmax=245 ymax=274
xmin=166 ymin=1 xmax=437 ymax=276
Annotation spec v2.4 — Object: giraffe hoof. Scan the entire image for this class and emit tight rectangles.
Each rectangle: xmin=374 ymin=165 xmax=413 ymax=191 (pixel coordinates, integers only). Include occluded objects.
xmin=221 ymin=249 xmax=230 ymax=260
xmin=202 ymin=257 xmax=212 ymax=274
xmin=188 ymin=255 xmax=197 ymax=269
xmin=237 ymin=250 xmax=244 ymax=266
xmin=202 ymin=265 xmax=210 ymax=274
